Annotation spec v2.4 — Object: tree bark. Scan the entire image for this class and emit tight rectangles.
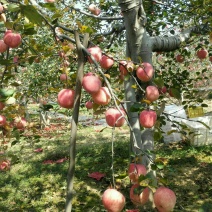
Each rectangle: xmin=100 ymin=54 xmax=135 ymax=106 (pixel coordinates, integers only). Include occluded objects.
xmin=65 ymin=33 xmax=89 ymax=212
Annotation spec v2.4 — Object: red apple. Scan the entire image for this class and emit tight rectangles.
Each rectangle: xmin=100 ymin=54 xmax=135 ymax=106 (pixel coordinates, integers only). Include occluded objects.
xmin=82 ymin=75 xmax=102 ymax=94
xmin=100 ymin=55 xmax=114 ymax=69
xmin=119 ymin=60 xmax=128 ymax=76
xmin=136 ymin=62 xmax=154 ymax=82
xmin=128 ymin=163 xmax=147 ymax=184
xmin=176 ymin=55 xmax=184 ymax=63
xmin=102 ymin=188 xmax=125 ymax=212
xmin=13 ymin=56 xmax=19 ymax=64
xmin=159 ymin=86 xmax=167 ymax=94
xmin=0 ymin=115 xmax=6 ymax=126
xmin=88 ymin=4 xmax=101 ymax=16
xmin=92 ymin=87 xmax=111 ymax=105
xmin=130 ymin=184 xmax=150 ymax=206
xmin=145 ymin=85 xmax=159 ymax=102
xmin=57 ymin=89 xmax=75 ymax=109
xmin=87 ymin=46 xmax=102 ymax=63
xmin=0 ymin=102 xmax=5 ymax=110
xmin=4 ymin=31 xmax=22 ymax=48
xmin=60 ymin=74 xmax=67 ymax=81
xmin=0 ymin=159 xmax=10 ymax=171
xmin=0 ymin=40 xmax=8 ymax=53
xmin=168 ymin=89 xmax=174 ymax=97
xmin=85 ymin=101 xmax=93 ymax=109
xmin=0 ymin=3 xmax=4 ymax=13
xmin=105 ymin=108 xmax=125 ymax=127
xmin=154 ymin=186 xmax=176 ymax=212
xmin=14 ymin=117 xmax=27 ymax=129
xmin=139 ymin=110 xmax=157 ymax=128
xmin=197 ymin=49 xmax=208 ymax=59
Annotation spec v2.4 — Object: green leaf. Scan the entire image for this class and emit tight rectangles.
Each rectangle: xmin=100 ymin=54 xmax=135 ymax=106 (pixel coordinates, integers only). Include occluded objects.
xmin=20 ymin=5 xmax=43 ymax=26
xmin=154 ymin=77 xmax=164 ymax=88
xmin=170 ymin=88 xmax=181 ymax=99
xmin=196 ymin=121 xmax=210 ymax=130
xmin=0 ymin=88 xmax=15 ymax=97
xmin=5 ymin=97 xmax=16 ymax=105
xmin=7 ymin=4 xmax=20 ymax=12
xmin=130 ymin=103 xmax=144 ymax=112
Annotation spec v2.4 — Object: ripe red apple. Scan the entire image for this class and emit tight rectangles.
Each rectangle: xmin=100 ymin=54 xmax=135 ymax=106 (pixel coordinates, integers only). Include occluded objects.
xmin=105 ymin=108 xmax=125 ymax=127
xmin=153 ymin=186 xmax=176 ymax=212
xmin=82 ymin=75 xmax=102 ymax=94
xmin=0 ymin=40 xmax=8 ymax=53
xmin=57 ymin=89 xmax=75 ymax=109
xmin=0 ymin=159 xmax=10 ymax=171
xmin=130 ymin=184 xmax=150 ymax=206
xmin=145 ymin=86 xmax=159 ymax=102
xmin=197 ymin=49 xmax=208 ymax=59
xmin=60 ymin=74 xmax=67 ymax=81
xmin=0 ymin=102 xmax=5 ymax=110
xmin=100 ymin=55 xmax=114 ymax=69
xmin=0 ymin=3 xmax=4 ymax=13
xmin=119 ymin=60 xmax=128 ymax=76
xmin=102 ymin=188 xmax=125 ymax=212
xmin=4 ymin=31 xmax=22 ymax=48
xmin=88 ymin=4 xmax=101 ymax=16
xmin=159 ymin=86 xmax=167 ymax=94
xmin=0 ymin=115 xmax=6 ymax=126
xmin=45 ymin=0 xmax=55 ymax=2
xmin=85 ymin=101 xmax=93 ymax=109
xmin=168 ymin=89 xmax=174 ymax=97
xmin=139 ymin=110 xmax=157 ymax=128
xmin=14 ymin=117 xmax=27 ymax=129
xmin=87 ymin=46 xmax=102 ymax=63
xmin=128 ymin=163 xmax=147 ymax=184
xmin=176 ymin=55 xmax=184 ymax=63
xmin=136 ymin=62 xmax=154 ymax=82
xmin=92 ymin=87 xmax=111 ymax=105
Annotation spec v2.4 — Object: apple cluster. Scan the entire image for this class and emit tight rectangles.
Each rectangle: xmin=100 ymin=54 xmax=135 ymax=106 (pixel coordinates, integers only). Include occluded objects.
xmin=102 ymin=163 xmax=176 ymax=211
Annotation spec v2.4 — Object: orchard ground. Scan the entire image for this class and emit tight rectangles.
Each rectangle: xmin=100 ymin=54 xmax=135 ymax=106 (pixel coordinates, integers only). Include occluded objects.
xmin=0 ymin=103 xmax=212 ymax=212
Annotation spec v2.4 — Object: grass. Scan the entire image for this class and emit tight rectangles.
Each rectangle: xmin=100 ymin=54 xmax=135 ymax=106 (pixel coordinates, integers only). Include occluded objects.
xmin=0 ymin=111 xmax=212 ymax=212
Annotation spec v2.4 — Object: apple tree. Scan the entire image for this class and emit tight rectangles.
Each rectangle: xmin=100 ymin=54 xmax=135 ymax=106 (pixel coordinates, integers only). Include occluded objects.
xmin=0 ymin=0 xmax=211 ymax=211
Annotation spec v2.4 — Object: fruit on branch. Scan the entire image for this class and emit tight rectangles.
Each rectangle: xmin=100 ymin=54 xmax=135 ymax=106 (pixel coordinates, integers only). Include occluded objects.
xmin=13 ymin=56 xmax=19 ymax=64
xmin=197 ymin=49 xmax=208 ymax=59
xmin=145 ymin=86 xmax=159 ymax=102
xmin=168 ymin=89 xmax=174 ymax=97
xmin=14 ymin=117 xmax=27 ymax=129
xmin=100 ymin=55 xmax=114 ymax=70
xmin=0 ymin=102 xmax=5 ymax=110
xmin=119 ymin=60 xmax=128 ymax=76
xmin=128 ymin=163 xmax=147 ymax=184
xmin=139 ymin=110 xmax=157 ymax=128
xmin=130 ymin=184 xmax=150 ymax=206
xmin=102 ymin=188 xmax=125 ymax=212
xmin=0 ymin=159 xmax=10 ymax=171
xmin=88 ymin=4 xmax=101 ymax=16
xmin=4 ymin=31 xmax=22 ymax=48
xmin=60 ymin=74 xmax=67 ymax=81
xmin=0 ymin=40 xmax=8 ymax=53
xmin=45 ymin=0 xmax=55 ymax=2
xmin=176 ymin=55 xmax=184 ymax=63
xmin=159 ymin=86 xmax=167 ymax=94
xmin=57 ymin=89 xmax=75 ymax=109
xmin=0 ymin=3 xmax=4 ymax=13
xmin=0 ymin=115 xmax=6 ymax=126
xmin=85 ymin=101 xmax=93 ymax=109
xmin=82 ymin=75 xmax=102 ymax=94
xmin=105 ymin=108 xmax=125 ymax=127
xmin=136 ymin=62 xmax=154 ymax=82
xmin=87 ymin=46 xmax=102 ymax=63
xmin=153 ymin=186 xmax=176 ymax=212
xmin=92 ymin=87 xmax=111 ymax=105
